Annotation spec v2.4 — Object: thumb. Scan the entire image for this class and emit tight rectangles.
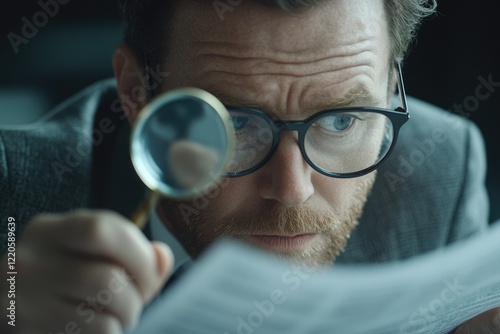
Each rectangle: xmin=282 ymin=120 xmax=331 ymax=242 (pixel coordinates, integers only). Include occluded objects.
xmin=150 ymin=241 xmax=175 ymax=290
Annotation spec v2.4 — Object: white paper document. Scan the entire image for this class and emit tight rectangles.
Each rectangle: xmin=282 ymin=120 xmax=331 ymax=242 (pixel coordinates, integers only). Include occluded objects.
xmin=133 ymin=223 xmax=500 ymax=334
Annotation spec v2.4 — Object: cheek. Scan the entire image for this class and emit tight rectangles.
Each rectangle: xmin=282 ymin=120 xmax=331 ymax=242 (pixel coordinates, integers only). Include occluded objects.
xmin=201 ymin=171 xmax=372 ymax=219
xmin=312 ymin=174 xmax=366 ymax=213
xmin=203 ymin=176 xmax=258 ymax=218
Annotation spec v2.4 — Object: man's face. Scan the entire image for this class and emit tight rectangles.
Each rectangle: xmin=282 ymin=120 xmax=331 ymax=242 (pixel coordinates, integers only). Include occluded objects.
xmin=153 ymin=0 xmax=391 ymax=266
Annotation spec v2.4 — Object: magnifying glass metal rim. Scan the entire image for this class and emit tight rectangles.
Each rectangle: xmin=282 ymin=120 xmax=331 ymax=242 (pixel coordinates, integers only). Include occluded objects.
xmin=130 ymin=87 xmax=235 ymax=200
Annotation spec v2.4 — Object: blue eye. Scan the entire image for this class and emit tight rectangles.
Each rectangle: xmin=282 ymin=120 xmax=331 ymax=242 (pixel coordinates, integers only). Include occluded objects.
xmin=231 ymin=116 xmax=250 ymax=130
xmin=317 ymin=114 xmax=355 ymax=132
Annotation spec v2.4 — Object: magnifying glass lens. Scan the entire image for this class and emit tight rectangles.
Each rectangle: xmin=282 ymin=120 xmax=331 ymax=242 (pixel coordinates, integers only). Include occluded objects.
xmin=131 ymin=88 xmax=234 ymax=199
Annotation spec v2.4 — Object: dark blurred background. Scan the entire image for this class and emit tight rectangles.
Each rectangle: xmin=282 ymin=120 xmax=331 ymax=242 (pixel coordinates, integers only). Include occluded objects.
xmin=0 ymin=1 xmax=498 ymax=222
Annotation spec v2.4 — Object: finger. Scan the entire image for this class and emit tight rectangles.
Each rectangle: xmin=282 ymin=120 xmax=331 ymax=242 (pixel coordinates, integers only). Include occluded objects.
xmin=455 ymin=307 xmax=500 ymax=334
xmin=151 ymin=241 xmax=175 ymax=283
xmin=19 ymin=299 xmax=140 ymax=334
xmin=29 ymin=210 xmax=163 ymax=301
xmin=46 ymin=260 xmax=143 ymax=329
xmin=16 ymin=296 xmax=116 ymax=334
xmin=12 ymin=248 xmax=141 ymax=332
xmin=36 ymin=298 xmax=122 ymax=334
xmin=78 ymin=312 xmax=123 ymax=334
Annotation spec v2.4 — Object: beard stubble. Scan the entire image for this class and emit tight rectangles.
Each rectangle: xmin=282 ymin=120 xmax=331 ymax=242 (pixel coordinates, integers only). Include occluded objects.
xmin=158 ymin=171 xmax=376 ymax=267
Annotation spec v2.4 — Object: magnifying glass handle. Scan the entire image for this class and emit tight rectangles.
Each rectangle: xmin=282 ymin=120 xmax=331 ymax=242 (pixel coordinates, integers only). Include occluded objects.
xmin=131 ymin=191 xmax=161 ymax=230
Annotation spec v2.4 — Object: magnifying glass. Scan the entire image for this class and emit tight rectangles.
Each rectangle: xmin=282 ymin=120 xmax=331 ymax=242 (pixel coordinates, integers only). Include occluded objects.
xmin=129 ymin=87 xmax=235 ymax=229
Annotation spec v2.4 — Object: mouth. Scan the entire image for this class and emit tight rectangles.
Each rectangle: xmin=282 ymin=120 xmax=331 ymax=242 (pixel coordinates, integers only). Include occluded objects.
xmin=244 ymin=233 xmax=320 ymax=252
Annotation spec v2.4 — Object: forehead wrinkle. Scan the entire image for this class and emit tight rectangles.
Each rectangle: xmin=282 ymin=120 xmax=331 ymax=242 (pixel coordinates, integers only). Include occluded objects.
xmin=191 ymin=51 xmax=378 ymax=81
xmin=181 ymin=0 xmax=386 ymax=57
xmin=190 ymin=36 xmax=379 ymax=73
xmin=190 ymin=29 xmax=379 ymax=59
xmin=168 ymin=0 xmax=390 ymax=117
xmin=169 ymin=0 xmax=389 ymax=71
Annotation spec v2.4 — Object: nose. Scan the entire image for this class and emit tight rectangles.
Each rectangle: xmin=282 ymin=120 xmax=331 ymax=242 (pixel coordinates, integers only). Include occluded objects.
xmin=257 ymin=132 xmax=314 ymax=206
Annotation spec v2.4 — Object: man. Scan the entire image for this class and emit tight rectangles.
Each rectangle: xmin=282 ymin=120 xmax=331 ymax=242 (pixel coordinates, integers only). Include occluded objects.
xmin=0 ymin=0 xmax=498 ymax=333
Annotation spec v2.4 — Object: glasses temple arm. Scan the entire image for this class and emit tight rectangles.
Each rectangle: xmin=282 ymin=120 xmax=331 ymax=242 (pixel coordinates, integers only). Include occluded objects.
xmin=395 ymin=61 xmax=408 ymax=112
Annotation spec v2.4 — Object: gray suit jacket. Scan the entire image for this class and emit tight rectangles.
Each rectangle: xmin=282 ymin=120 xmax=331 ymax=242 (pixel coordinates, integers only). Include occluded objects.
xmin=0 ymin=79 xmax=489 ymax=262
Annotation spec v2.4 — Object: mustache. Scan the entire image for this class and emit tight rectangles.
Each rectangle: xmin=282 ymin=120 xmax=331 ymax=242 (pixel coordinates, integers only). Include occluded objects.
xmin=211 ymin=205 xmax=344 ymax=237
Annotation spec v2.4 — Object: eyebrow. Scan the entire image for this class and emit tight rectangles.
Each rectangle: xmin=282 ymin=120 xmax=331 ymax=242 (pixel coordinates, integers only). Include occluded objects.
xmin=208 ymin=90 xmax=261 ymax=109
xmin=316 ymin=86 xmax=375 ymax=110
xmin=207 ymin=85 xmax=376 ymax=114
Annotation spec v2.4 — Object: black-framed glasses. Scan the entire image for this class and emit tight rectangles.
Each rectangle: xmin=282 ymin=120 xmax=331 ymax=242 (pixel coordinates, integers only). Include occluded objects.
xmin=223 ymin=61 xmax=409 ymax=178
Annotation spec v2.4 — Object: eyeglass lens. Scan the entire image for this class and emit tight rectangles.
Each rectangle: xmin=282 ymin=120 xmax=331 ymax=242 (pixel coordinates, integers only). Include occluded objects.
xmin=225 ymin=110 xmax=394 ymax=175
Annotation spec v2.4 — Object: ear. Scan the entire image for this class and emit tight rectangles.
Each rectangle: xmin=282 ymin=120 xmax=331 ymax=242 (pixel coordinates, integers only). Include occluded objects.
xmin=113 ymin=43 xmax=148 ymax=125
